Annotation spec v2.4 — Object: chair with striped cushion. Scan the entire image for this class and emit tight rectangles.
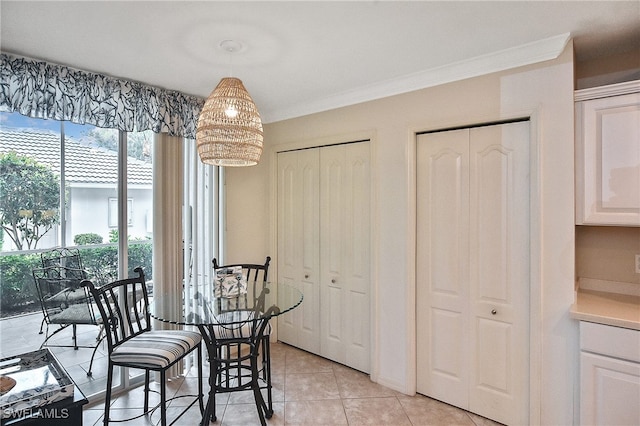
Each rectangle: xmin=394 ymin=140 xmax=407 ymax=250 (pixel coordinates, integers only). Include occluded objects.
xmin=210 ymin=257 xmax=273 ymax=422
xmin=83 ymin=267 xmax=203 ymax=426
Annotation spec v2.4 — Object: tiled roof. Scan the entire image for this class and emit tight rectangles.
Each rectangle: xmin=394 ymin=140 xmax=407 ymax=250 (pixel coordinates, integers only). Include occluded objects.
xmin=0 ymin=128 xmax=152 ymax=185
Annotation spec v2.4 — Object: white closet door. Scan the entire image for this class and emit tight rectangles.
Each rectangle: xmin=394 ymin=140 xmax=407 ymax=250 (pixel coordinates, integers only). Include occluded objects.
xmin=468 ymin=123 xmax=530 ymax=425
xmin=416 ymin=129 xmax=471 ymax=407
xmin=277 ymin=149 xmax=320 ymax=353
xmin=320 ymin=142 xmax=371 ymax=372
xmin=416 ymin=121 xmax=530 ymax=425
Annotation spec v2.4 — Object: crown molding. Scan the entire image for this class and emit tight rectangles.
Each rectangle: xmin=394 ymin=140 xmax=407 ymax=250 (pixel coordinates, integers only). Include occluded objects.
xmin=575 ymin=79 xmax=640 ymax=101
xmin=263 ymin=33 xmax=571 ymax=123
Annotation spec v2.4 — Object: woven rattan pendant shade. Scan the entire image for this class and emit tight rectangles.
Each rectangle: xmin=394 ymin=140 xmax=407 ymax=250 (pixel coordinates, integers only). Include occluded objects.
xmin=196 ymin=77 xmax=263 ymax=166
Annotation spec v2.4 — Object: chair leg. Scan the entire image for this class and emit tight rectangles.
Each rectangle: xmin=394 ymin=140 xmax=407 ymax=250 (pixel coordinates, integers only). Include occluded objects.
xmin=160 ymin=370 xmax=167 ymax=426
xmin=72 ymin=323 xmax=78 ymax=350
xmin=39 ymin=324 xmax=70 ymax=349
xmin=263 ymin=336 xmax=273 ymax=414
xmin=251 ymin=355 xmax=267 ymax=426
xmin=103 ymin=362 xmax=114 ymax=426
xmin=86 ymin=338 xmax=103 ymax=376
xmin=143 ymin=370 xmax=150 ymax=413
xmin=211 ymin=360 xmax=218 ymax=422
xmin=197 ymin=344 xmax=204 ymax=414
xmin=96 ymin=324 xmax=105 ymax=341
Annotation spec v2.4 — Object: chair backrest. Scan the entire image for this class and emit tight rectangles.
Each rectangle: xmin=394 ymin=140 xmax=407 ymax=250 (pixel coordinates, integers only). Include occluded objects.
xmin=32 ymin=265 xmax=97 ymax=325
xmin=41 ymin=247 xmax=88 ymax=281
xmin=212 ymin=257 xmax=270 ymax=307
xmin=212 ymin=256 xmax=271 ymax=283
xmin=82 ymin=267 xmax=150 ymax=352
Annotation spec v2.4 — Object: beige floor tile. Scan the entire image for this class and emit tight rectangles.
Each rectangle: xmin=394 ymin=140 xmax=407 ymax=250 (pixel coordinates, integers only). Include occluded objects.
xmin=165 ymin=404 xmax=209 ymax=425
xmin=343 ymin=396 xmax=412 ymax=425
xmin=285 ymin=399 xmax=348 ymax=425
xmin=285 ymin=372 xmax=340 ymax=401
xmin=222 ymin=401 xmax=284 ymax=425
xmin=285 ymin=349 xmax=335 ymax=374
xmin=1 ymin=318 xmax=507 ymax=426
xmin=169 ymin=377 xmax=206 ymax=407
xmin=397 ymin=394 xmax=475 ymax=426
xmin=102 ymin=408 xmax=157 ymax=425
xmin=82 ymin=407 xmax=104 ymax=426
xmin=333 ymin=363 xmax=399 ymax=399
xmin=466 ymin=412 xmax=505 ymax=426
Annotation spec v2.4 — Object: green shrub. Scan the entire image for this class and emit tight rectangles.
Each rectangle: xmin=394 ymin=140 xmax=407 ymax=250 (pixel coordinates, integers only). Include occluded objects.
xmin=0 ymin=253 xmax=41 ymax=312
xmin=74 ymin=233 xmax=103 ymax=245
xmin=0 ymin=242 xmax=153 ymax=316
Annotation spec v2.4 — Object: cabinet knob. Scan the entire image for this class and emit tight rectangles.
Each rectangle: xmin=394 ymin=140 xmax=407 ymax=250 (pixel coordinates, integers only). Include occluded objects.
xmin=304 ymin=274 xmax=309 ymax=279
xmin=331 ymin=279 xmax=336 ymax=284
xmin=491 ymin=309 xmax=497 ymax=315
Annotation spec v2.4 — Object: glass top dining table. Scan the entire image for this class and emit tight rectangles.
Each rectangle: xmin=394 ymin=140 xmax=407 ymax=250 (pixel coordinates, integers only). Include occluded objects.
xmin=150 ymin=281 xmax=303 ymax=426
xmin=151 ymin=281 xmax=303 ymax=327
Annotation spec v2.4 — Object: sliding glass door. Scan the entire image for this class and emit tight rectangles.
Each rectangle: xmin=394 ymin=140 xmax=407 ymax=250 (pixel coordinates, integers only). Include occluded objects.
xmin=0 ymin=111 xmax=153 ymax=399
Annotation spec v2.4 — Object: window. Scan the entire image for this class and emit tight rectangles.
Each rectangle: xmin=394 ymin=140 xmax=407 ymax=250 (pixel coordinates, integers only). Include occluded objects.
xmin=0 ymin=111 xmax=154 ymax=399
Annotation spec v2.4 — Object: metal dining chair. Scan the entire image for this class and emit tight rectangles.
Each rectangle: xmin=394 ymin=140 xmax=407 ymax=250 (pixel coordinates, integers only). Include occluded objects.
xmin=83 ymin=267 xmax=204 ymax=426
xmin=197 ymin=292 xmax=277 ymax=425
xmin=210 ymin=257 xmax=273 ymax=421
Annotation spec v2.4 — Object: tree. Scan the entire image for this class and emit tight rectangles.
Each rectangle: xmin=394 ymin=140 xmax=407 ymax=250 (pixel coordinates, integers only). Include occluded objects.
xmin=0 ymin=152 xmax=60 ymax=250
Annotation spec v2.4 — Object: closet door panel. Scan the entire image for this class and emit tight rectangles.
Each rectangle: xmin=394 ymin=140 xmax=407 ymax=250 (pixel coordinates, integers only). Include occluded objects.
xmin=416 ymin=129 xmax=470 ymax=407
xmin=320 ymin=145 xmax=347 ymax=363
xmin=277 ymin=149 xmax=320 ymax=353
xmin=297 ymin=149 xmax=321 ymax=353
xmin=468 ymin=122 xmax=530 ymax=426
xmin=277 ymin=151 xmax=300 ymax=344
xmin=343 ymin=142 xmax=371 ymax=372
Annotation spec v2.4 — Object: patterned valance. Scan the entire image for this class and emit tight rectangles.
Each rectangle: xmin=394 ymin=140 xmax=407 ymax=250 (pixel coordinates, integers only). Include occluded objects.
xmin=0 ymin=53 xmax=204 ymax=138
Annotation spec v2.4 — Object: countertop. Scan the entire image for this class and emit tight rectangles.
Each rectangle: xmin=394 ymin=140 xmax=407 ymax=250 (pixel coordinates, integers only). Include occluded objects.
xmin=570 ymin=289 xmax=640 ymax=331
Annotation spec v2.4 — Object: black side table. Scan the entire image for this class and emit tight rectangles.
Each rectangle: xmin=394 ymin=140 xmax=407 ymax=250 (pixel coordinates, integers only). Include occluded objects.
xmin=0 ymin=349 xmax=88 ymax=426
xmin=1 ymin=387 xmax=87 ymax=426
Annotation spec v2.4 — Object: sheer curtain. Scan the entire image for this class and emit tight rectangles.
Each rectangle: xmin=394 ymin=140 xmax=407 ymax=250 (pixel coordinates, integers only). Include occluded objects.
xmin=152 ymin=135 xmax=225 ymax=374
xmin=183 ymin=138 xmax=224 ymax=325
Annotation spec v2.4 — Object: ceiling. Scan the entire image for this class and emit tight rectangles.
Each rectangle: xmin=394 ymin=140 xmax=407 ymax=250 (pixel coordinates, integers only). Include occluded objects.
xmin=1 ymin=1 xmax=639 ymax=123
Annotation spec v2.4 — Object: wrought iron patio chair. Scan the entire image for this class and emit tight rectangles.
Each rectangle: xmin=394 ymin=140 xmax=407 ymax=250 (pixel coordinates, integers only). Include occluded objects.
xmin=38 ymin=247 xmax=88 ymax=334
xmin=32 ymin=265 xmax=104 ymax=376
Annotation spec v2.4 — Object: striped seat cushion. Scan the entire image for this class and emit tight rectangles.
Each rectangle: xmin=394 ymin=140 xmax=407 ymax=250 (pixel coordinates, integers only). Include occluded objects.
xmin=111 ymin=330 xmax=201 ymax=368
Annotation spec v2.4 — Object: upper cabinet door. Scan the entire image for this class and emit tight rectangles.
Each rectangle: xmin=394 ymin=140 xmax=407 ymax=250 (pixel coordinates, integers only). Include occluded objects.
xmin=575 ymin=81 xmax=640 ymax=226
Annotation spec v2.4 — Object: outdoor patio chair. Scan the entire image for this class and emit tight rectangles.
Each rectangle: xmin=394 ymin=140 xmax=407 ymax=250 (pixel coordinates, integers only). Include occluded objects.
xmin=37 ymin=247 xmax=89 ymax=334
xmin=41 ymin=247 xmax=86 ymax=272
xmin=32 ymin=265 xmax=104 ymax=376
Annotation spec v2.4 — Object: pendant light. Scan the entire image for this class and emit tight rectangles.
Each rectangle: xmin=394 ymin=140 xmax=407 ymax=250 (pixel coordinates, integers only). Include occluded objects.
xmin=196 ymin=40 xmax=263 ymax=166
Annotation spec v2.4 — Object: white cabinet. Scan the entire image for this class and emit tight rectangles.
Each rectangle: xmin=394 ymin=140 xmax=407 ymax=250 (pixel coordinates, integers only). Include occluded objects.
xmin=416 ymin=121 xmax=530 ymax=426
xmin=580 ymin=321 xmax=640 ymax=426
xmin=575 ymin=81 xmax=640 ymax=226
xmin=277 ymin=141 xmax=371 ymax=373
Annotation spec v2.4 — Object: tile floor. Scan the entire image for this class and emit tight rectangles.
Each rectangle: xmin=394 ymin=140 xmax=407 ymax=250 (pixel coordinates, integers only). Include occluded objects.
xmin=1 ymin=313 xmax=503 ymax=425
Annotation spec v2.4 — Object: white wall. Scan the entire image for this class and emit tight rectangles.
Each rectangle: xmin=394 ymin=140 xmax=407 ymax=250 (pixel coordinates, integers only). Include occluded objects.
xmin=226 ymin=43 xmax=577 ymax=424
xmin=69 ymin=186 xmax=152 ymax=244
